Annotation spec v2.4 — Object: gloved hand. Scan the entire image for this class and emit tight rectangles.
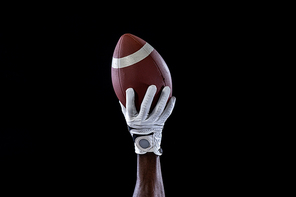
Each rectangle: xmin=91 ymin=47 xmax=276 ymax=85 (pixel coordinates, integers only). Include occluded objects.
xmin=120 ymin=85 xmax=176 ymax=155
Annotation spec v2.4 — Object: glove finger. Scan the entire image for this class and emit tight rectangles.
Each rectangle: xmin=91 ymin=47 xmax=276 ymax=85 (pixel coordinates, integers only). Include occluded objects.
xmin=148 ymin=86 xmax=171 ymax=122
xmin=126 ymin=88 xmax=138 ymax=118
xmin=119 ymin=101 xmax=126 ymax=116
xmin=158 ymin=96 xmax=176 ymax=123
xmin=138 ymin=85 xmax=157 ymax=120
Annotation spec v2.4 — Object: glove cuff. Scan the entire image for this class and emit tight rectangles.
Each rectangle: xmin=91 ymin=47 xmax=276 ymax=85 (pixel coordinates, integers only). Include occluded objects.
xmin=133 ymin=132 xmax=163 ymax=156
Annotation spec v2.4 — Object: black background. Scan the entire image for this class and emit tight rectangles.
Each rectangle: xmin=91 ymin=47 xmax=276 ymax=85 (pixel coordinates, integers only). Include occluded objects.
xmin=0 ymin=9 xmax=254 ymax=196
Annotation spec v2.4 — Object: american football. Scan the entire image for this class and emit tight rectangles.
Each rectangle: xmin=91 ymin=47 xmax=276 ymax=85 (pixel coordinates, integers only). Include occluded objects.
xmin=111 ymin=33 xmax=172 ymax=111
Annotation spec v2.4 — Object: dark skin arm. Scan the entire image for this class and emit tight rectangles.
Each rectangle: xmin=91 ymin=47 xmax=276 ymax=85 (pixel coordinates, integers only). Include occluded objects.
xmin=133 ymin=153 xmax=165 ymax=197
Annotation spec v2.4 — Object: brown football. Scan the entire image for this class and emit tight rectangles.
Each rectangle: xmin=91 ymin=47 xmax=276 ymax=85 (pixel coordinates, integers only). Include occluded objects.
xmin=111 ymin=33 xmax=172 ymax=111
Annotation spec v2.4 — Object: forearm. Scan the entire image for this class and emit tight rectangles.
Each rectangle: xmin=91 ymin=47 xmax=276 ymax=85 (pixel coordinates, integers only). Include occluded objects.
xmin=133 ymin=153 xmax=165 ymax=197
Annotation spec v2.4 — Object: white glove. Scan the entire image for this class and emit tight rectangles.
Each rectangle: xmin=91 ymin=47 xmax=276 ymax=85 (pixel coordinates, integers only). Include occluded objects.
xmin=120 ymin=85 xmax=176 ymax=155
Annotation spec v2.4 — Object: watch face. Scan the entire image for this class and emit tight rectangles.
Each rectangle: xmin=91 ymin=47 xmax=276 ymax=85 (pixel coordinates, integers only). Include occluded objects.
xmin=139 ymin=139 xmax=150 ymax=149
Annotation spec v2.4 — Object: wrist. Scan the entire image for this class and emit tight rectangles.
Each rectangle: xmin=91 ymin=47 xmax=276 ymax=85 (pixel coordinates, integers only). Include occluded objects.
xmin=133 ymin=131 xmax=163 ymax=156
